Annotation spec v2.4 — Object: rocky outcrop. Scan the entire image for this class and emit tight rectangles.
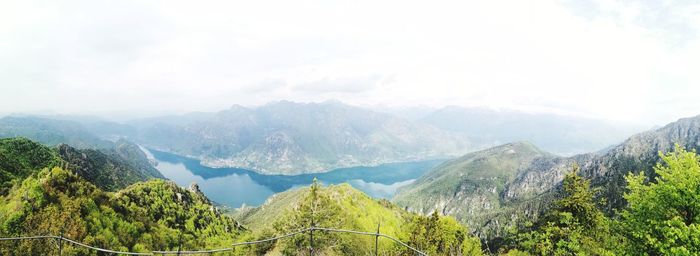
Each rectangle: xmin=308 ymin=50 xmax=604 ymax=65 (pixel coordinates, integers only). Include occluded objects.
xmin=393 ymin=115 xmax=700 ymax=241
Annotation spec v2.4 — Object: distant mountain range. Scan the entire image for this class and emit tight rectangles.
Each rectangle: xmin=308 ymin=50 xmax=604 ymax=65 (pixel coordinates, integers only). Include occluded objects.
xmin=393 ymin=114 xmax=700 ymax=242
xmin=0 ymin=101 xmax=645 ymax=175
xmin=127 ymin=101 xmax=472 ymax=174
xmin=420 ymin=106 xmax=643 ymax=155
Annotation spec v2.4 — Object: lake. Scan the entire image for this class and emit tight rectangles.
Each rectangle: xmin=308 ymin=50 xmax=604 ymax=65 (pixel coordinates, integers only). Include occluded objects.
xmin=144 ymin=148 xmax=444 ymax=208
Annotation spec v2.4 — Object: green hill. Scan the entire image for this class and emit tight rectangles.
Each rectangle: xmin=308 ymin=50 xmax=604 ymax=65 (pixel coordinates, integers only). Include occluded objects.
xmin=0 ymin=137 xmax=162 ymax=193
xmin=0 ymin=137 xmax=61 ymax=194
xmin=0 ymin=167 xmax=246 ymax=255
xmin=393 ymin=142 xmax=553 ymax=231
xmin=235 ymin=182 xmax=482 ymax=255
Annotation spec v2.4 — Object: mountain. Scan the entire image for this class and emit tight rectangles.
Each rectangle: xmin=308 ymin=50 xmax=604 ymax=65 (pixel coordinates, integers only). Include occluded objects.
xmin=393 ymin=114 xmax=700 ymax=241
xmin=0 ymin=116 xmax=114 ymax=149
xmin=392 ymin=142 xmax=556 ymax=236
xmin=0 ymin=137 xmax=162 ymax=193
xmin=420 ymin=106 xmax=644 ymax=155
xmin=0 ymin=117 xmax=164 ymax=188
xmin=0 ymin=137 xmax=61 ymax=194
xmin=234 ymin=184 xmax=409 ymax=234
xmin=130 ymin=101 xmax=472 ymax=174
xmin=56 ymin=139 xmax=164 ymax=191
xmin=233 ymin=182 xmax=482 ymax=255
xmin=0 ymin=167 xmax=246 ymax=255
xmin=0 ymin=138 xmax=482 ymax=255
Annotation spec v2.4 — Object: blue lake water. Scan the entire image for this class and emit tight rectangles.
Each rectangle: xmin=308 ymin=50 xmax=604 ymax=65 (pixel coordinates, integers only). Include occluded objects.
xmin=145 ymin=148 xmax=444 ymax=208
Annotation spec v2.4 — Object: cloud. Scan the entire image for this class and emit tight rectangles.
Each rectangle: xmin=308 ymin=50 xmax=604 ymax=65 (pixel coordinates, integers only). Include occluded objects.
xmin=561 ymin=0 xmax=700 ymax=45
xmin=293 ymin=74 xmax=385 ymax=94
xmin=0 ymin=0 xmax=698 ymax=125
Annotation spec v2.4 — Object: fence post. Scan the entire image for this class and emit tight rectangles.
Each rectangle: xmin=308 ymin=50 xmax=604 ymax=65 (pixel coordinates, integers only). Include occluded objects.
xmin=374 ymin=223 xmax=380 ymax=256
xmin=58 ymin=231 xmax=64 ymax=256
xmin=309 ymin=219 xmax=314 ymax=256
xmin=176 ymin=231 xmax=183 ymax=256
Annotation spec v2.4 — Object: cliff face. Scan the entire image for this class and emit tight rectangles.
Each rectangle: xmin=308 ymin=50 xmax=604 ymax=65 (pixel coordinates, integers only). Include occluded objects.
xmin=393 ymin=115 xmax=700 ymax=240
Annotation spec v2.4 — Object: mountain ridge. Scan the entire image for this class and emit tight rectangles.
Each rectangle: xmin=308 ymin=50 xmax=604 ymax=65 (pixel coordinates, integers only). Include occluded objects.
xmin=130 ymin=101 xmax=473 ymax=174
xmin=393 ymin=114 xmax=700 ymax=240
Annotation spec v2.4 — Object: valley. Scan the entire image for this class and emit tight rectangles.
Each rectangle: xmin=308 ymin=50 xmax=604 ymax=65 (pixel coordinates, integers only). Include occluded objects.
xmin=1 ymin=108 xmax=698 ymax=255
xmin=147 ymin=148 xmax=443 ymax=208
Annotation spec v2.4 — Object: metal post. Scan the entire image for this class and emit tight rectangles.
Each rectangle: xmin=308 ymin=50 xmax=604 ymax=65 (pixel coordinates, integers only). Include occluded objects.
xmin=176 ymin=231 xmax=183 ymax=256
xmin=309 ymin=221 xmax=314 ymax=256
xmin=374 ymin=223 xmax=380 ymax=256
xmin=57 ymin=233 xmax=63 ymax=256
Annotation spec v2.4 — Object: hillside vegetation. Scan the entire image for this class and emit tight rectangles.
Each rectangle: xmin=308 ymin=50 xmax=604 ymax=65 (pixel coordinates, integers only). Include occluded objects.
xmin=394 ymin=115 xmax=700 ymax=242
xmin=0 ymin=167 xmax=246 ymax=255
xmin=236 ymin=180 xmax=483 ymax=255
xmin=0 ymin=137 xmax=484 ymax=255
xmin=0 ymin=137 xmax=162 ymax=193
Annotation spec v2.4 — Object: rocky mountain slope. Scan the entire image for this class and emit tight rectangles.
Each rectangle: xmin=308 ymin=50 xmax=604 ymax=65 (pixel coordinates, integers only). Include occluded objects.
xmin=130 ymin=101 xmax=472 ymax=174
xmin=393 ymin=114 xmax=700 ymax=240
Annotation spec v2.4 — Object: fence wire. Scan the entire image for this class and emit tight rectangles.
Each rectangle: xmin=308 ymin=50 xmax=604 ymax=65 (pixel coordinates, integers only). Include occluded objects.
xmin=0 ymin=227 xmax=428 ymax=255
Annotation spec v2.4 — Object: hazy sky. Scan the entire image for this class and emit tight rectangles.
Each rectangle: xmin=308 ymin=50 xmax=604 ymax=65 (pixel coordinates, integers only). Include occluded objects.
xmin=1 ymin=0 xmax=699 ymax=125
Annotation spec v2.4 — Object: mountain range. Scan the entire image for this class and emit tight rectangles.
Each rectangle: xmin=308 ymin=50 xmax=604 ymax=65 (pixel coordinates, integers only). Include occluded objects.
xmin=419 ymin=106 xmax=642 ymax=155
xmin=1 ymin=101 xmax=644 ymax=175
xmin=392 ymin=114 xmax=700 ymax=243
xmin=127 ymin=101 xmax=472 ymax=174
xmin=0 ymin=137 xmax=481 ymax=255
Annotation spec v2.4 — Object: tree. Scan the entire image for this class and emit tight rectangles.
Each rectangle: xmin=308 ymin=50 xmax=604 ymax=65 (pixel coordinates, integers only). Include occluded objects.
xmin=403 ymin=210 xmax=483 ymax=256
xmin=620 ymin=145 xmax=700 ymax=255
xmin=273 ymin=178 xmax=344 ymax=255
xmin=513 ymin=164 xmax=612 ymax=255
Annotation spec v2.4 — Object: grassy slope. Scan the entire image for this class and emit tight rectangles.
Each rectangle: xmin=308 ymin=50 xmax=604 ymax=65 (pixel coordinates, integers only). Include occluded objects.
xmin=236 ymin=184 xmax=408 ymax=237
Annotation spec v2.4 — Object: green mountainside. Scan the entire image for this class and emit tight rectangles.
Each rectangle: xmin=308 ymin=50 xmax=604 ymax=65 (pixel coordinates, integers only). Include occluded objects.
xmin=0 ymin=116 xmax=165 ymax=187
xmin=234 ymin=182 xmax=482 ymax=255
xmin=0 ymin=137 xmax=483 ymax=255
xmin=393 ymin=142 xmax=554 ymax=237
xmin=56 ymin=140 xmax=164 ymax=191
xmin=236 ymin=184 xmax=408 ymax=236
xmin=0 ymin=137 xmax=162 ymax=193
xmin=0 ymin=137 xmax=61 ymax=195
xmin=0 ymin=168 xmax=245 ymax=255
xmin=393 ymin=115 xmax=700 ymax=243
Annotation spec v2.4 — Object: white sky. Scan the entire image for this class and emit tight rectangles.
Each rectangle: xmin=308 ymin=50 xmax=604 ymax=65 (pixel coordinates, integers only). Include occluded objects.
xmin=1 ymin=0 xmax=699 ymax=125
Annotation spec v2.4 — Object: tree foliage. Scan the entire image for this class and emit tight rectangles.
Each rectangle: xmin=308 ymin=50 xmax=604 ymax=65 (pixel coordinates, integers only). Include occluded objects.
xmin=620 ymin=145 xmax=700 ymax=255
xmin=272 ymin=178 xmax=345 ymax=255
xmin=0 ymin=167 xmax=246 ymax=255
xmin=510 ymin=165 xmax=613 ymax=256
xmin=402 ymin=210 xmax=483 ymax=256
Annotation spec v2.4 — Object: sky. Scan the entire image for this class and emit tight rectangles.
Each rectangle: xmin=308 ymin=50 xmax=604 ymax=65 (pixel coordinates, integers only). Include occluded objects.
xmin=1 ymin=0 xmax=699 ymax=125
